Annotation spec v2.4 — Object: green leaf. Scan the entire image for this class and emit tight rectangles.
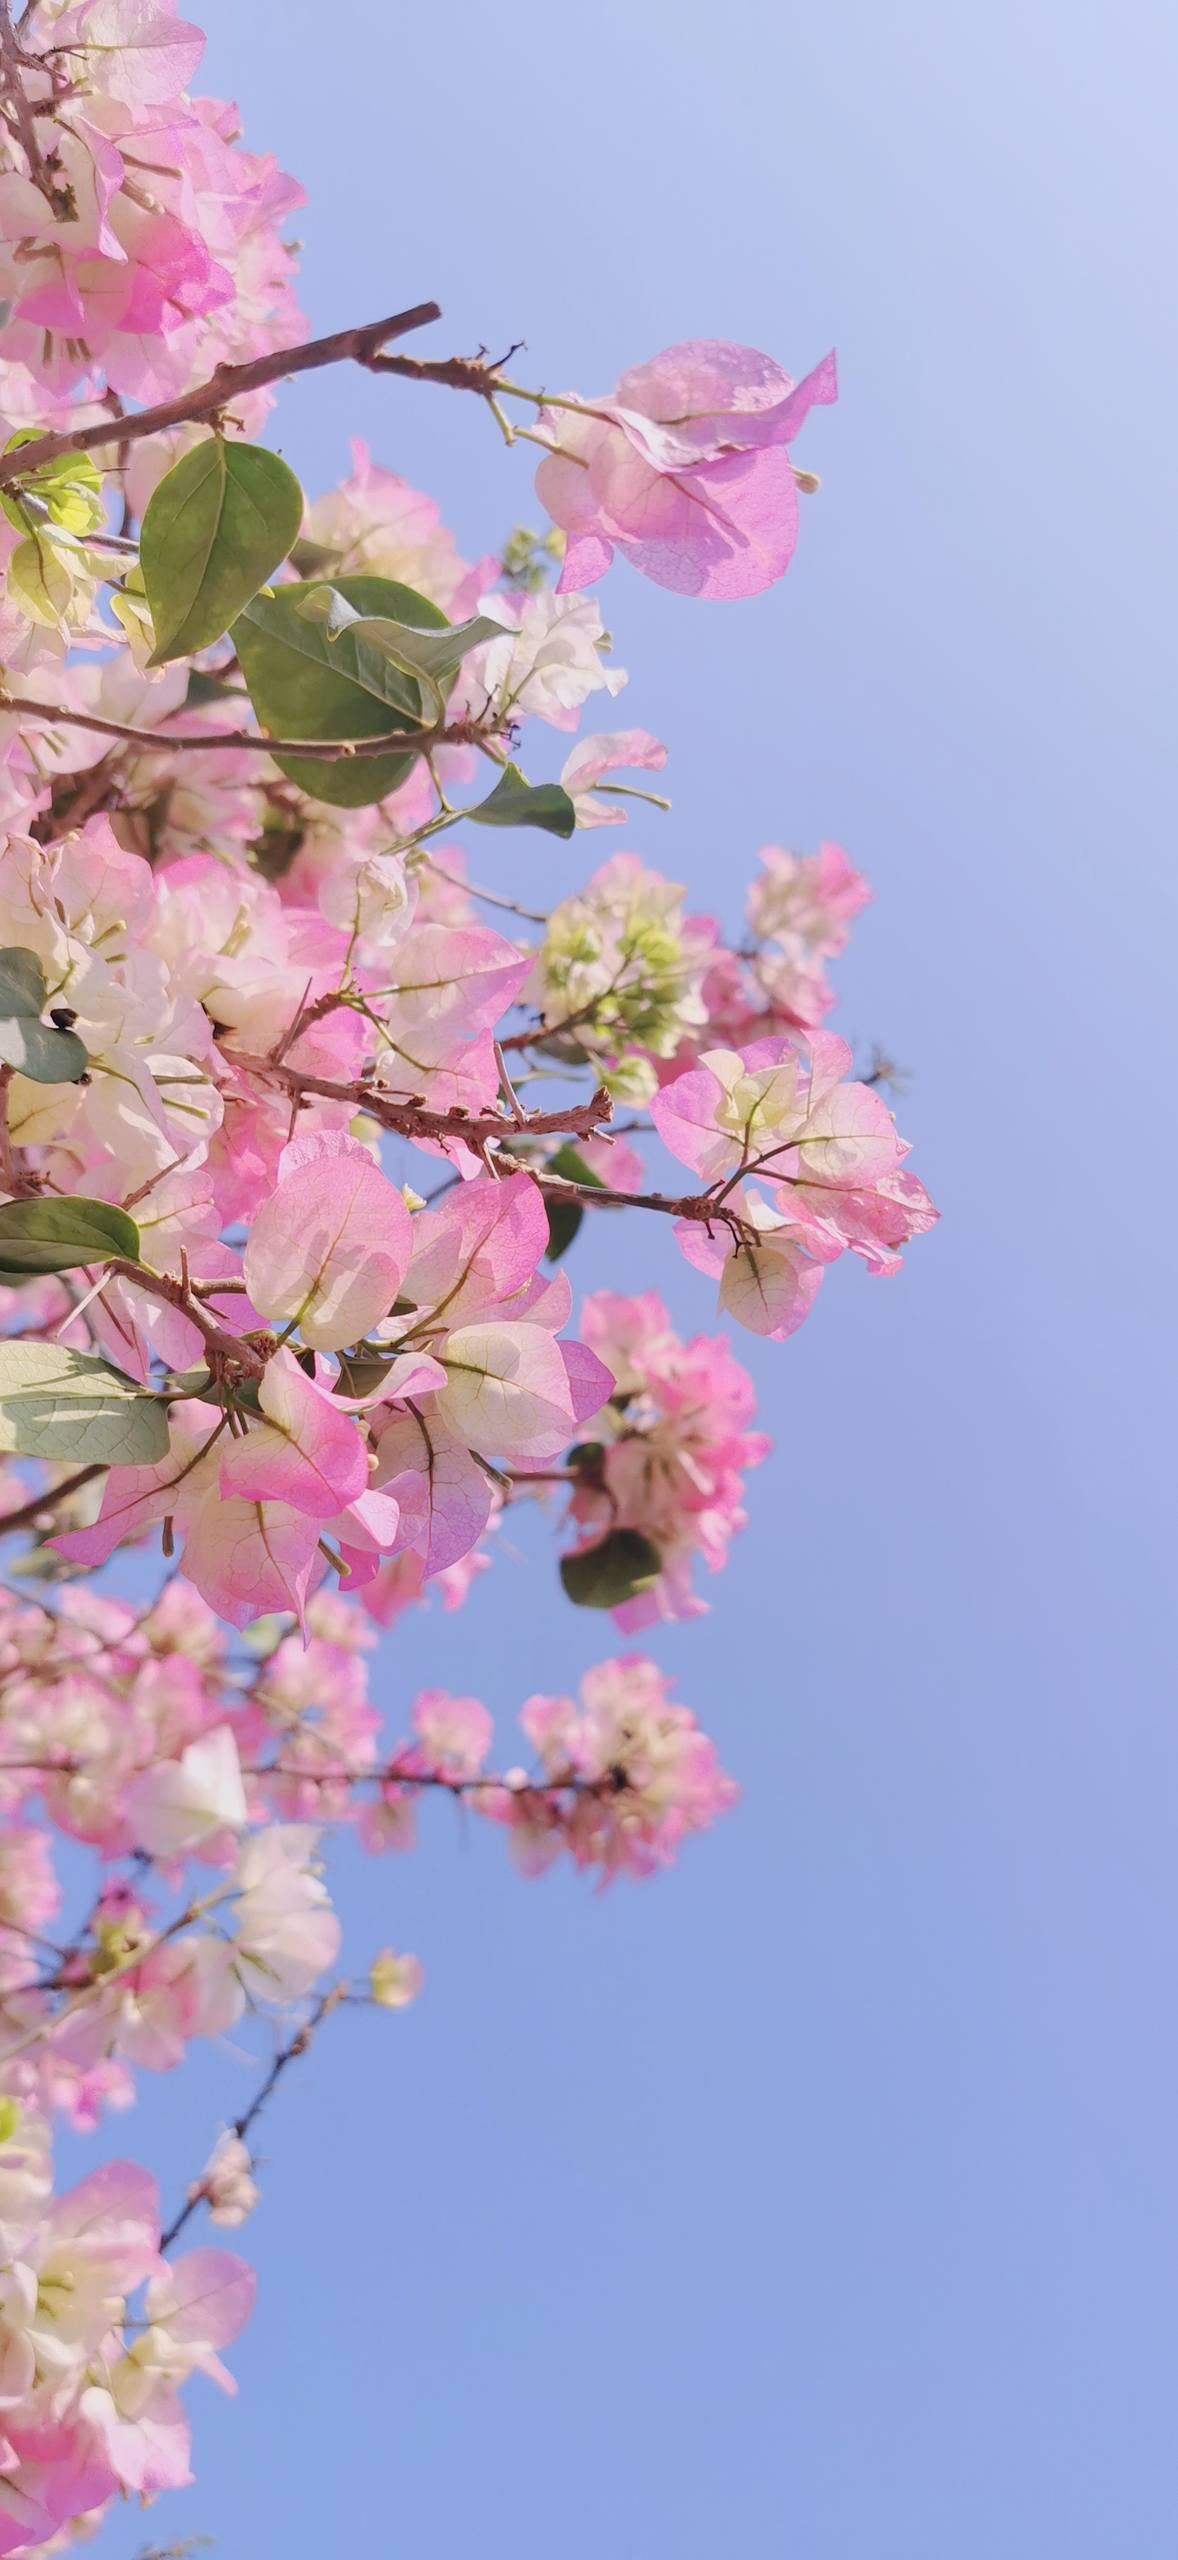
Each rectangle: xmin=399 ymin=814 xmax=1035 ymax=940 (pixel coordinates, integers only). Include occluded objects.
xmin=0 ymin=1342 xmax=169 ymax=1463
xmin=0 ymin=948 xmax=47 ymax=1018
xmin=332 ymin=1351 xmax=399 ymax=1399
xmin=141 ymin=437 xmax=305 ymax=664
xmin=547 ymin=1144 xmax=604 ymax=1186
xmin=7 ymin=534 xmax=72 ymax=627
xmin=0 ymin=946 xmax=88 ymax=1084
xmin=2 ymin=432 xmax=103 ymax=539
xmin=185 ymin=665 xmax=234 ymax=708
xmin=467 ymin=763 xmax=576 ymax=839
xmin=542 ymin=1146 xmax=603 ymax=1263
xmin=544 ymin=1196 xmax=583 ymax=1262
xmin=162 ymin=1366 xmax=213 ymax=1397
xmin=559 ymin=1529 xmax=662 ymax=1611
xmin=232 ymin=575 xmax=446 ymax=808
xmin=0 ymin=1018 xmax=87 ymax=1085
xmin=288 ymin=535 xmax=344 ymax=578
xmin=0 ymin=1196 xmax=140 ymax=1276
xmin=299 ymin=585 xmax=504 ymax=716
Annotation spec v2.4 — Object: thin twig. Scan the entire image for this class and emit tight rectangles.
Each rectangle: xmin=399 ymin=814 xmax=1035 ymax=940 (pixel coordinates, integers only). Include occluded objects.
xmin=0 ymin=1464 xmax=106 ymax=1540
xmin=159 ymin=1984 xmax=348 ymax=2254
xmin=426 ymin=861 xmax=548 ymax=925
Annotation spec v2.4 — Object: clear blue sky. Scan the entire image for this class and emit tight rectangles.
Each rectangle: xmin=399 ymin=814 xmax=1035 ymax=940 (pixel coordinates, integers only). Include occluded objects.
xmin=81 ymin=2 xmax=1178 ymax=2552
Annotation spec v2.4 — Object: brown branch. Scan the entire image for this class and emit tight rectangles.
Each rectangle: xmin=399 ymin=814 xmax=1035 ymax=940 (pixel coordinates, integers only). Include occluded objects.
xmin=0 ymin=696 xmax=497 ymax=765
xmin=240 ymin=1757 xmax=598 ymax=1797
xmin=241 ymin=1059 xmax=740 ymax=1229
xmin=0 ymin=1755 xmax=629 ymax=1803
xmin=0 ymin=1463 xmax=106 ymax=1540
xmin=105 ymin=1259 xmax=267 ymax=1377
xmin=253 ymin=1061 xmax=615 ymax=1150
xmin=0 ymin=302 xmax=445 ymax=489
xmin=0 ymin=0 xmax=50 ymax=198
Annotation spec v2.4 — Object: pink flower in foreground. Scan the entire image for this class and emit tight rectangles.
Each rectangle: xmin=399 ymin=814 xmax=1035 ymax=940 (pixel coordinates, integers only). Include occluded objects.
xmin=243 ymin=1132 xmax=412 ymax=1352
xmin=559 ymin=729 xmax=668 ymax=828
xmin=535 ymin=341 xmax=836 ymax=597
xmin=650 ymin=1034 xmax=937 ymax=1334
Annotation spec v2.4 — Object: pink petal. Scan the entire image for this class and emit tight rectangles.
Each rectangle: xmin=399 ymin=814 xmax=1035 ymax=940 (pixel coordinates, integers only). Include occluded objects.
xmin=244 ymin=1140 xmax=411 ymax=1352
xmin=218 ymin=1348 xmax=367 ymax=1518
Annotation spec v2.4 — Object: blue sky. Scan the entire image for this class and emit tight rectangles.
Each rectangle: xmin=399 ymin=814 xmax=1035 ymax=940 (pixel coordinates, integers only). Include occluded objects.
xmin=81 ymin=1 xmax=1178 ymax=2552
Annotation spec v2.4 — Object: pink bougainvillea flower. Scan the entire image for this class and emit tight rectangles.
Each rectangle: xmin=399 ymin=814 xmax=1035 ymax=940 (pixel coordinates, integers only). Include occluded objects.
xmin=52 ymin=1400 xmax=224 ymax=1572
xmin=143 ymin=2244 xmax=257 ymax=2387
xmin=372 ymin=1407 xmax=493 ymax=1577
xmin=410 ymin=1689 xmax=493 ymax=1779
xmin=535 ymin=343 xmax=836 ymax=598
xmin=674 ymin=1187 xmax=834 ymax=1340
xmin=746 ymin=840 xmax=871 ymax=956
xmin=648 ymin=1034 xmax=937 ymax=1333
xmin=649 ymin=1033 xmax=897 ymax=1190
xmin=436 ymin=1322 xmax=612 ymax=1464
xmin=559 ymin=729 xmax=669 ymax=827
xmin=178 ymin=1489 xmax=323 ymax=1633
xmin=404 ymin=1170 xmax=548 ymax=1327
xmin=498 ymin=1656 xmax=739 ymax=1882
xmin=243 ymin=1132 xmax=412 ymax=1352
xmin=48 ymin=0 xmax=207 ymax=110
xmin=125 ymin=1727 xmax=248 ymax=1861
xmin=217 ymin=1348 xmax=368 ymax=1519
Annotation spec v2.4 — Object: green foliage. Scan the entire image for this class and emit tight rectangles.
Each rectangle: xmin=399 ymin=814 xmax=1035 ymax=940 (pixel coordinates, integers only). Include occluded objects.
xmin=498 ymin=524 xmax=565 ymax=594
xmin=559 ymin=1528 xmax=662 ymax=1610
xmin=1 ymin=430 xmax=103 ymax=538
xmin=0 ymin=948 xmax=88 ymax=1085
xmin=467 ymin=761 xmax=576 ymax=838
xmin=298 ymin=584 xmax=503 ymax=716
xmin=233 ymin=574 xmax=446 ymax=807
xmin=542 ymin=1144 xmax=604 ymax=1262
xmin=0 ymin=951 xmax=49 ymax=1019
xmin=0 ymin=1195 xmax=141 ymax=1278
xmin=141 ymin=436 xmax=304 ymax=663
xmin=6 ymin=534 xmax=72 ymax=626
xmin=0 ymin=1342 xmax=168 ymax=1463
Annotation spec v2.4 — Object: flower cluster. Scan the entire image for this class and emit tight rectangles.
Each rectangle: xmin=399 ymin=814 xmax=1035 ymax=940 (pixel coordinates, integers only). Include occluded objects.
xmin=652 ymin=1033 xmax=938 ymax=1337
xmin=499 ymin=1657 xmax=738 ymax=1881
xmin=525 ymin=852 xmax=713 ymax=1099
xmin=0 ymin=2116 xmax=254 ymax=2549
xmin=536 ymin=1290 xmax=769 ymax=1627
xmin=0 ymin=1576 xmax=732 ymax=1985
xmin=533 ymin=341 xmax=838 ymax=597
xmin=0 ymin=0 xmax=302 ymax=410
xmin=0 ymin=0 xmax=937 ymax=2538
xmin=696 ymin=839 xmax=873 ymax=1045
xmin=0 ymin=1554 xmax=740 ymax=2540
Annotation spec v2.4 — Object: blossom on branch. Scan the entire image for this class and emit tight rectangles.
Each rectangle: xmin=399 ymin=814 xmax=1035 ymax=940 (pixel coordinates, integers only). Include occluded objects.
xmin=534 ymin=342 xmax=837 ymax=597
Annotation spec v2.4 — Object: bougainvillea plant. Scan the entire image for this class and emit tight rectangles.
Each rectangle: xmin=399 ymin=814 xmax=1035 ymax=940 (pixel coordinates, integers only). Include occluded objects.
xmin=0 ymin=1 xmax=936 ymax=2544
